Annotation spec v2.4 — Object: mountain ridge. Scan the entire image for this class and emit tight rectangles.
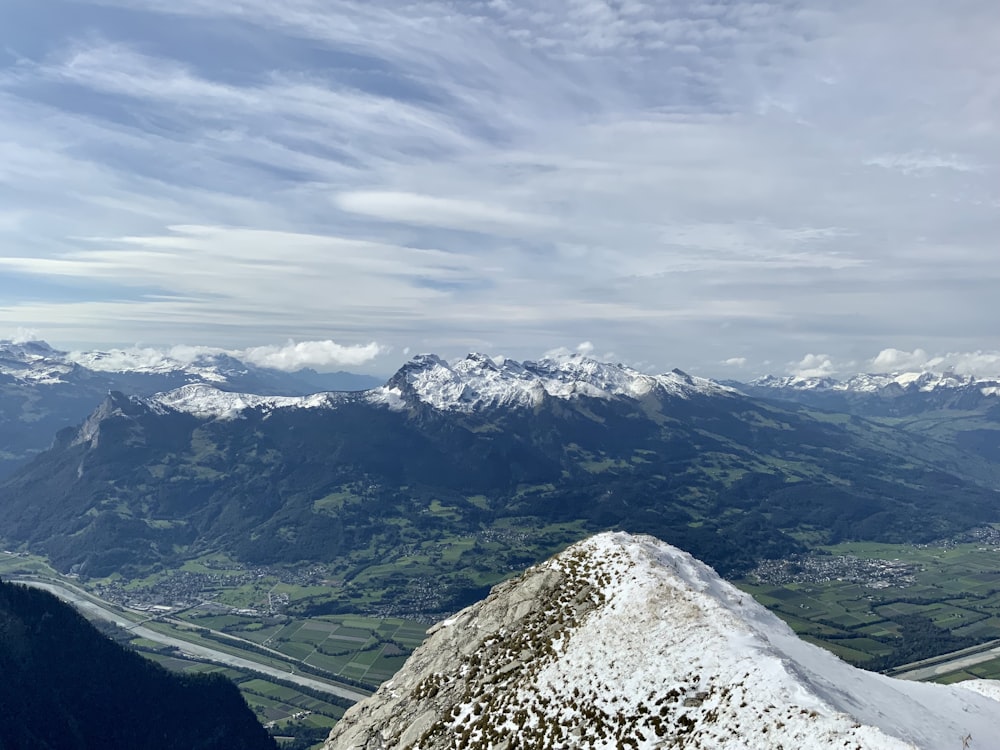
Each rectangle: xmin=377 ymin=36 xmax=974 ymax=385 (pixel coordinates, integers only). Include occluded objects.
xmin=130 ymin=352 xmax=737 ymax=419
xmin=324 ymin=532 xmax=1000 ymax=750
xmin=7 ymin=349 xmax=1000 ymax=633
xmin=748 ymin=370 xmax=1000 ymax=395
xmin=0 ymin=339 xmax=382 ymax=477
xmin=0 ymin=338 xmax=382 ymax=391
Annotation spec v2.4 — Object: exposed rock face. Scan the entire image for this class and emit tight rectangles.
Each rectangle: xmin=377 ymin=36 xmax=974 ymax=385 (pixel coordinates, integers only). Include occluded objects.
xmin=325 ymin=532 xmax=1000 ymax=750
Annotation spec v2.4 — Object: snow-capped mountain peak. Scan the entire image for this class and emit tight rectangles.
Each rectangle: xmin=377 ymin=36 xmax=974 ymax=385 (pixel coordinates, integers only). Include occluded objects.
xmin=747 ymin=373 xmax=840 ymax=391
xmin=750 ymin=369 xmax=996 ymax=395
xmin=0 ymin=339 xmax=251 ymax=385
xmin=325 ymin=532 xmax=1000 ymax=750
xmin=130 ymin=353 xmax=736 ymax=419
xmin=150 ymin=383 xmax=345 ymax=419
xmin=0 ymin=339 xmax=76 ymax=384
xmin=369 ymin=352 xmax=737 ymax=413
xmin=67 ymin=347 xmax=244 ymax=383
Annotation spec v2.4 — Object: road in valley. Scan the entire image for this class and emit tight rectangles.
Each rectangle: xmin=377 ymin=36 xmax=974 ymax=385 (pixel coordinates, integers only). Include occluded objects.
xmin=891 ymin=640 xmax=1000 ymax=682
xmin=15 ymin=578 xmax=370 ymax=703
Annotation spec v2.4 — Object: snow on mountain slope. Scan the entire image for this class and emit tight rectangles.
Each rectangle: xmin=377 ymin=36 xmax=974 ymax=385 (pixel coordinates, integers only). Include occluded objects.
xmin=0 ymin=340 xmax=76 ymax=384
xmin=751 ymin=370 xmax=1000 ymax=395
xmin=146 ymin=353 xmax=737 ymax=418
xmin=325 ymin=532 xmax=1000 ymax=750
xmin=370 ymin=352 xmax=720 ymax=412
xmin=68 ymin=347 xmax=236 ymax=382
xmin=152 ymin=383 xmax=347 ymax=419
xmin=0 ymin=339 xmax=246 ymax=385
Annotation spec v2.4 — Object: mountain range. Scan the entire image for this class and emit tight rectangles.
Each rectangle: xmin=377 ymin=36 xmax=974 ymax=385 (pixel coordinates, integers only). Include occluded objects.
xmin=0 ymin=339 xmax=380 ymax=477
xmin=4 ymin=350 xmax=1000 ymax=621
xmin=325 ymin=532 xmax=1000 ymax=750
xmin=7 ymin=346 xmax=1000 ymax=745
xmin=740 ymin=369 xmax=1000 ymax=417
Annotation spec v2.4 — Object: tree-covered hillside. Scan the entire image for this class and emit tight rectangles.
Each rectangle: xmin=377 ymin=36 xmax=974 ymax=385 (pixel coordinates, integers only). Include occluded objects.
xmin=3 ymin=383 xmax=1000 ymax=599
xmin=0 ymin=578 xmax=276 ymax=750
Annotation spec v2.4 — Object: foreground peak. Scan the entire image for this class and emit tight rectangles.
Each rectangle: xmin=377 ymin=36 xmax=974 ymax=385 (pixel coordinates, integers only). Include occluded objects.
xmin=326 ymin=532 xmax=1000 ymax=750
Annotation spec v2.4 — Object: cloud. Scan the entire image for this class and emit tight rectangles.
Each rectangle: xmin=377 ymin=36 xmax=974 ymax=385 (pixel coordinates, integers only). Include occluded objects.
xmin=723 ymin=357 xmax=747 ymax=367
xmin=8 ymin=327 xmax=40 ymax=344
xmin=869 ymin=348 xmax=1000 ymax=377
xmin=542 ymin=341 xmax=600 ymax=359
xmin=870 ymin=348 xmax=932 ymax=372
xmin=238 ymin=340 xmax=385 ymax=370
xmin=0 ymin=1 xmax=998 ymax=377
xmin=944 ymin=352 xmax=1000 ymax=377
xmin=865 ymin=152 xmax=982 ymax=175
xmin=789 ymin=354 xmax=837 ymax=379
xmin=335 ymin=191 xmax=550 ymax=234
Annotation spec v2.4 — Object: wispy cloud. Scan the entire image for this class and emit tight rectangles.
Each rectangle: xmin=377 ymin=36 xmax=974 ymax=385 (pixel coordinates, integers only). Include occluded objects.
xmin=335 ymin=191 xmax=552 ymax=234
xmin=865 ymin=152 xmax=982 ymax=175
xmin=788 ymin=353 xmax=837 ymax=379
xmin=870 ymin=348 xmax=1000 ymax=377
xmin=0 ymin=0 xmax=997 ymax=376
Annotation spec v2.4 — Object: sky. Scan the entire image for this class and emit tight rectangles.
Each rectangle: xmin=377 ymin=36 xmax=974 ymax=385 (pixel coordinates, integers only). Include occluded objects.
xmin=0 ymin=0 xmax=997 ymax=378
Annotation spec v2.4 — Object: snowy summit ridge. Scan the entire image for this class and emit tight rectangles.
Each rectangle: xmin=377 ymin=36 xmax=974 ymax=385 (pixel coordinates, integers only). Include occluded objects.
xmin=751 ymin=370 xmax=1000 ymax=396
xmin=0 ymin=339 xmax=77 ymax=384
xmin=325 ymin=532 xmax=1000 ymax=750
xmin=371 ymin=352 xmax=735 ymax=412
xmin=140 ymin=353 xmax=735 ymax=418
xmin=0 ymin=339 xmax=246 ymax=385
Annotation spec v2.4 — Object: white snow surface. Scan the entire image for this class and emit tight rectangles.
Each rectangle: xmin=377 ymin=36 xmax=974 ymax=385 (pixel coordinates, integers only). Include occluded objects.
xmin=520 ymin=533 xmax=1000 ymax=749
xmin=66 ymin=348 xmax=235 ymax=382
xmin=151 ymin=383 xmax=345 ymax=419
xmin=146 ymin=353 xmax=736 ymax=418
xmin=327 ymin=532 xmax=1000 ymax=749
xmin=751 ymin=370 xmax=1000 ymax=394
xmin=367 ymin=352 xmax=737 ymax=412
xmin=0 ymin=339 xmax=236 ymax=384
xmin=0 ymin=340 xmax=75 ymax=384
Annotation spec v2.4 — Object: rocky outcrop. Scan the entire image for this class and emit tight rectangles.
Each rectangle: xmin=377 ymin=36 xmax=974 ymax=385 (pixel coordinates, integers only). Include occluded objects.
xmin=325 ymin=532 xmax=1000 ymax=750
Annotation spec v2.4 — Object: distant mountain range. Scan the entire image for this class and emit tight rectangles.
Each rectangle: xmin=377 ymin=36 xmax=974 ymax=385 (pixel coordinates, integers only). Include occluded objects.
xmin=4 ymin=350 xmax=1000 ymax=620
xmin=0 ymin=339 xmax=381 ymax=476
xmin=7 ymin=347 xmax=1000 ymax=747
xmin=739 ymin=369 xmax=1000 ymax=416
xmin=737 ymin=369 xmax=1000 ymax=464
xmin=136 ymin=351 xmax=735 ymax=419
xmin=325 ymin=532 xmax=1000 ymax=750
xmin=750 ymin=371 xmax=998 ymax=393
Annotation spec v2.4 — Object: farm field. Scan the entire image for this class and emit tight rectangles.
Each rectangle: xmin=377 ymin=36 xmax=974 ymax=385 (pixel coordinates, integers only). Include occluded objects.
xmin=933 ymin=654 xmax=1000 ymax=684
xmin=175 ymin=609 xmax=427 ymax=689
xmin=737 ymin=535 xmax=1000 ymax=668
xmin=11 ymin=525 xmax=1000 ymax=744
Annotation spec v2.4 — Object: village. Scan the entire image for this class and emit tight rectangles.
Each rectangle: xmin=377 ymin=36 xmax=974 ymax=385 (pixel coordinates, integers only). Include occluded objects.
xmin=90 ymin=563 xmax=326 ymax=615
xmin=748 ymin=553 xmax=918 ymax=589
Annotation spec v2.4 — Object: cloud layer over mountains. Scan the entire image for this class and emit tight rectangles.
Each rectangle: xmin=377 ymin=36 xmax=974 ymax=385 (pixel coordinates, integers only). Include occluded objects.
xmin=0 ymin=1 xmax=997 ymax=374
